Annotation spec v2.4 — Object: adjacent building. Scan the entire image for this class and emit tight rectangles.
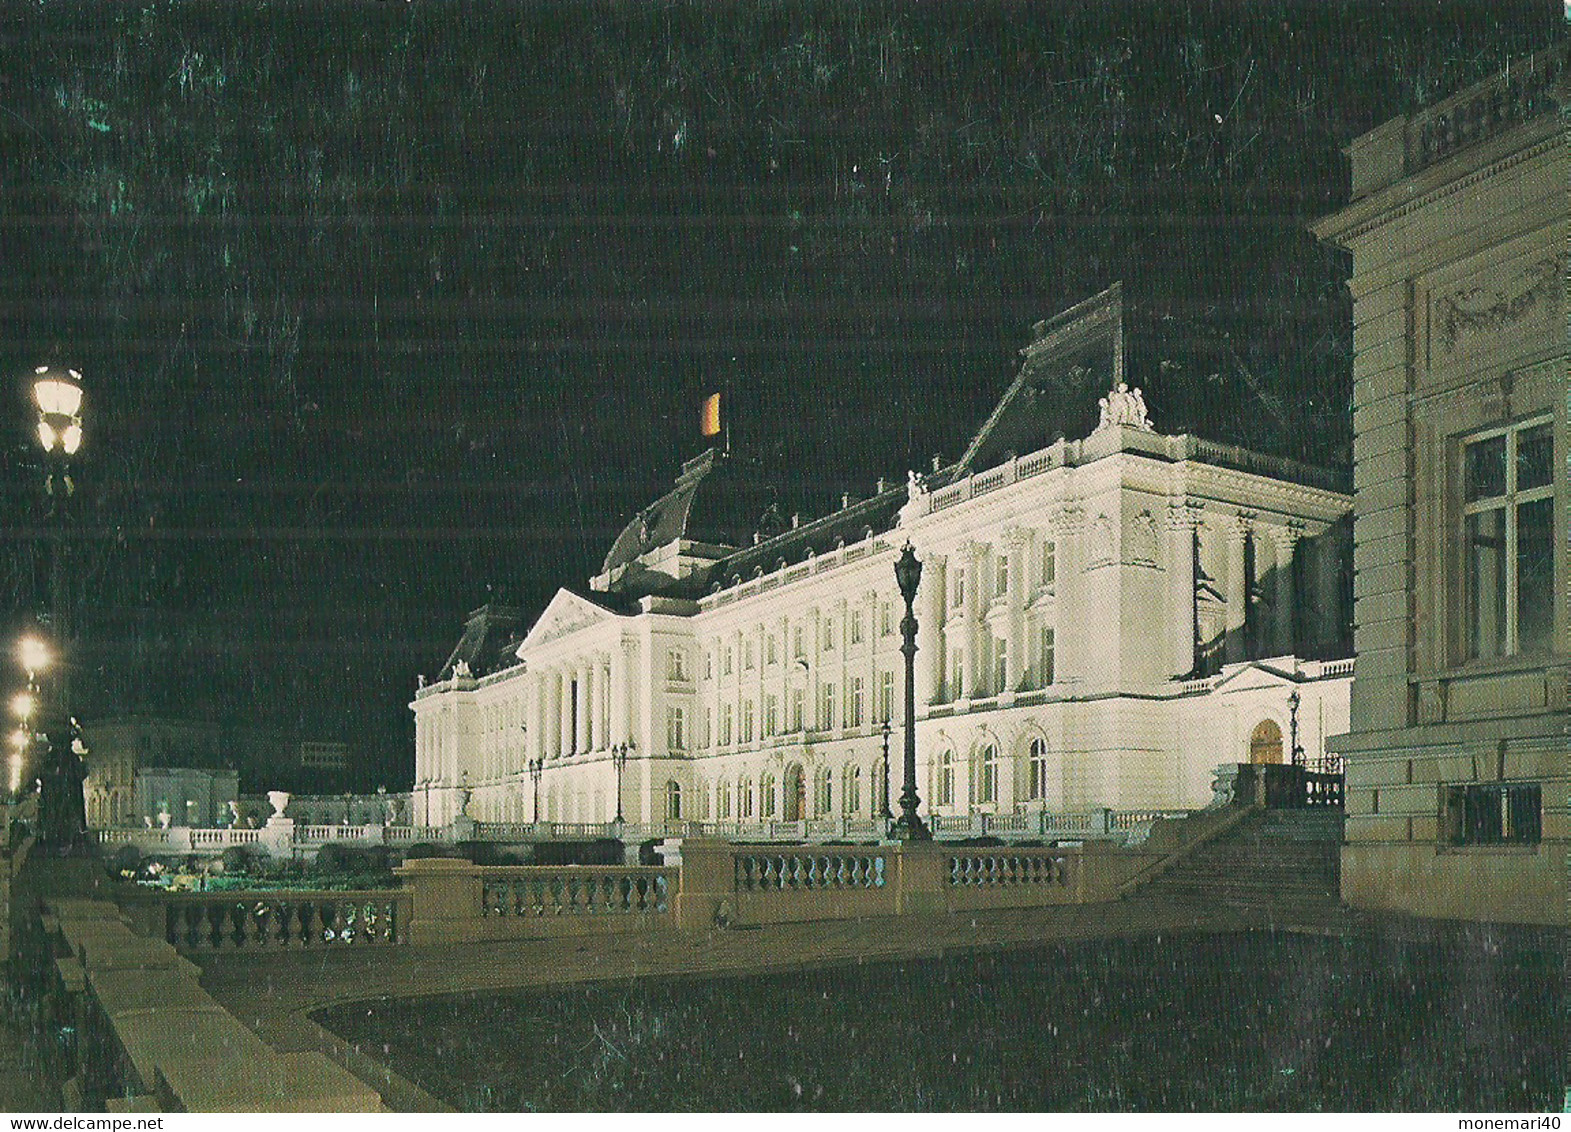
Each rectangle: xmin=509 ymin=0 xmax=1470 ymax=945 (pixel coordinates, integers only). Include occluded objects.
xmin=413 ymin=287 xmax=1353 ymax=831
xmin=1314 ymin=43 xmax=1567 ymax=924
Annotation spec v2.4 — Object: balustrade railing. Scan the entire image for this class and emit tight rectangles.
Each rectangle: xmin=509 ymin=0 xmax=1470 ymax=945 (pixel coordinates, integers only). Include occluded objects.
xmin=947 ymin=849 xmax=1071 ymax=888
xmin=138 ymin=889 xmax=410 ymax=952
xmin=734 ymin=850 xmax=886 ymax=892
xmin=480 ymin=868 xmax=671 ymax=916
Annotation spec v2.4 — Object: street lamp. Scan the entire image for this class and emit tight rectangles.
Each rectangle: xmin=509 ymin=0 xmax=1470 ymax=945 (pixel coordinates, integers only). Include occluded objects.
xmin=878 ymin=716 xmax=892 ymax=821
xmin=890 ymin=542 xmax=931 ymax=841
xmin=611 ymin=741 xmax=633 ymax=825
xmin=30 ymin=366 xmax=87 ymax=851
xmin=1287 ymin=689 xmax=1305 ymax=769
xmin=528 ymin=757 xmax=543 ymax=822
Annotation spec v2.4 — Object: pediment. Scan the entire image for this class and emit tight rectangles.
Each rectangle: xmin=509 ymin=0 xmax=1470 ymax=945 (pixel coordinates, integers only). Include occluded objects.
xmin=517 ymin=589 xmax=617 ymax=654
xmin=1207 ymin=661 xmax=1299 ymax=697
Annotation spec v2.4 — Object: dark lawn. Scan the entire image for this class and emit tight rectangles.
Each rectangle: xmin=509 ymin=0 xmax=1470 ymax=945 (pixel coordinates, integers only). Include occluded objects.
xmin=315 ymin=929 xmax=1562 ymax=1112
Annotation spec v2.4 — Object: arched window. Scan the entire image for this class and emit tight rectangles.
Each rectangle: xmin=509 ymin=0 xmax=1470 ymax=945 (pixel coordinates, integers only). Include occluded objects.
xmin=977 ymin=743 xmax=998 ymax=805
xmin=739 ymin=777 xmax=754 ymax=819
xmin=760 ymin=773 xmax=777 ymax=818
xmin=937 ymin=750 xmax=955 ymax=807
xmin=666 ymin=780 xmax=682 ymax=821
xmin=717 ymin=779 xmax=732 ymax=819
xmin=1027 ymin=737 xmax=1049 ymax=803
xmin=816 ymin=767 xmax=833 ymax=816
xmin=843 ymin=764 xmax=861 ymax=814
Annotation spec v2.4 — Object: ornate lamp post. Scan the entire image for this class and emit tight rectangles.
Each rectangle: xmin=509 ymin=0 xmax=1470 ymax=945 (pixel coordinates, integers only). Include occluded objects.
xmin=528 ymin=756 xmax=543 ymax=822
xmin=1287 ymin=689 xmax=1305 ymax=768
xmin=31 ymin=366 xmax=87 ymax=851
xmin=611 ymin=741 xmax=633 ymax=824
xmin=890 ymin=542 xmax=931 ymax=841
xmin=878 ymin=716 xmax=892 ymax=821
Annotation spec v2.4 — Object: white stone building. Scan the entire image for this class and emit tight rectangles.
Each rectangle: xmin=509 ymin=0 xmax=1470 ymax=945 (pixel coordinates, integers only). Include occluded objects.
xmin=412 ymin=286 xmax=1353 ymax=831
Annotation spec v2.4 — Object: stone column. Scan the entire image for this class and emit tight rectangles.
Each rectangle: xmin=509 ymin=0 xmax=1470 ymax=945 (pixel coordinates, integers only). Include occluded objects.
xmin=959 ymin=542 xmax=982 ymax=698
xmin=1004 ymin=529 xmax=1028 ymax=692
xmin=609 ymin=643 xmax=627 ymax=747
xmin=1166 ymin=503 xmax=1200 ymax=678
xmin=917 ymin=553 xmax=945 ymax=705
xmin=1051 ymin=504 xmax=1083 ymax=688
xmin=1315 ymin=533 xmax=1341 ymax=655
xmin=585 ymin=661 xmax=600 ymax=752
xmin=575 ymin=662 xmax=591 ymax=754
xmin=558 ymin=668 xmax=573 ymax=757
xmin=1225 ymin=515 xmax=1252 ymax=665
xmin=1271 ymin=525 xmax=1300 ymax=659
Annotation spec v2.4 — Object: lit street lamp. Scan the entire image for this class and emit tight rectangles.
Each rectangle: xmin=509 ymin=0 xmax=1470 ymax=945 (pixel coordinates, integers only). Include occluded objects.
xmin=1288 ymin=689 xmax=1305 ymax=769
xmin=28 ymin=367 xmax=88 ymax=851
xmin=889 ymin=542 xmax=931 ymax=841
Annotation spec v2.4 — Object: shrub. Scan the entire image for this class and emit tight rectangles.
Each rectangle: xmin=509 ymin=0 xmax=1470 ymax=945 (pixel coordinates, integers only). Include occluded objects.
xmin=220 ymin=845 xmax=257 ymax=874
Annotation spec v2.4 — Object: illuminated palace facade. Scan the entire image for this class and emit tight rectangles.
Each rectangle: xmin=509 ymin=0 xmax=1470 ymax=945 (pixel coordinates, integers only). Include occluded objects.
xmin=412 ymin=287 xmax=1353 ymax=832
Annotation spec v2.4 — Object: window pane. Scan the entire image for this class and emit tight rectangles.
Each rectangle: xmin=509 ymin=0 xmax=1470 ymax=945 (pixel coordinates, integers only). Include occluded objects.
xmin=1464 ymin=435 xmax=1506 ymax=501
xmin=1466 ymin=508 xmax=1507 ymax=659
xmin=1516 ymin=423 xmax=1553 ymax=492
xmin=1516 ymin=497 xmax=1553 ymax=654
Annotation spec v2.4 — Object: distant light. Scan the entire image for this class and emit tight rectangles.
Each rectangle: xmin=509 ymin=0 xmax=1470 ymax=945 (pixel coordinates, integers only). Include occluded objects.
xmin=36 ymin=421 xmax=56 ymax=451
xmin=9 ymin=730 xmax=25 ymax=750
xmin=61 ymin=423 xmax=82 ymax=454
xmin=9 ymin=692 xmax=34 ymax=721
xmin=32 ymin=370 xmax=83 ymax=417
xmin=18 ymin=636 xmax=50 ymax=675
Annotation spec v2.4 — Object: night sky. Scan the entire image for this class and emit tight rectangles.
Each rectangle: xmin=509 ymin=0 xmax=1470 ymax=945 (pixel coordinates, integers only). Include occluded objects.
xmin=0 ymin=2 xmax=1560 ymax=790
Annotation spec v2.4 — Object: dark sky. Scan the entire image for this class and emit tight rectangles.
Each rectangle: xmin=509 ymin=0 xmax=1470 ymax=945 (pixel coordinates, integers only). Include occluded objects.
xmin=0 ymin=1 xmax=1560 ymax=790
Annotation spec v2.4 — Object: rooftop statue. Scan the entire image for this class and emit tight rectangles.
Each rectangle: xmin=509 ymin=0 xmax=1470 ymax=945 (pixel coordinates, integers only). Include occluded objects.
xmin=1095 ymin=382 xmax=1154 ymax=433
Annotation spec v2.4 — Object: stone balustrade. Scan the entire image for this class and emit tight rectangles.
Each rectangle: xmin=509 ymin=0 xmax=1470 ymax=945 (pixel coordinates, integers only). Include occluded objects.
xmin=119 ymin=889 xmax=411 ymax=953
xmin=481 ymin=868 xmax=670 ymax=917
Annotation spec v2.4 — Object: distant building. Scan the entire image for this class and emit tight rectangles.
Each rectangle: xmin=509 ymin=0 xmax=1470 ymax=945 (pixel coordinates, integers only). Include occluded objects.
xmin=82 ymin=716 xmax=351 ymax=828
xmin=1314 ymin=43 xmax=1567 ymax=924
xmin=413 ymin=287 xmax=1353 ymax=829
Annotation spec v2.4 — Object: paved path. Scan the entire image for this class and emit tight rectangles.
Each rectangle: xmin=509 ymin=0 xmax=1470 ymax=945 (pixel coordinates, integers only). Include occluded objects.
xmin=197 ymin=894 xmax=1401 ymax=1112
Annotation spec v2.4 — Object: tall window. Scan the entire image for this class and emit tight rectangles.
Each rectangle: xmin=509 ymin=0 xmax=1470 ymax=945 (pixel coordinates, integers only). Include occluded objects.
xmin=849 ymin=676 xmax=865 ymax=728
xmin=790 ymin=687 xmax=805 ymax=732
xmin=819 ymin=682 xmax=836 ymax=731
xmin=666 ymin=706 xmax=686 ymax=751
xmin=992 ymin=637 xmax=1008 ymax=695
xmin=937 ymin=750 xmax=955 ymax=807
xmin=1038 ymin=626 xmax=1056 ymax=687
xmin=850 ymin=609 xmax=864 ymax=645
xmin=879 ymin=670 xmax=894 ymax=723
xmin=951 ymin=568 xmax=965 ymax=608
xmin=844 ymin=764 xmax=861 ymax=814
xmin=793 ymin=625 xmax=805 ymax=659
xmin=1464 ymin=418 xmax=1553 ymax=658
xmin=665 ymin=780 xmax=682 ymax=820
xmin=764 ymin=694 xmax=778 ymax=738
xmin=977 ymin=743 xmax=998 ymax=805
xmin=723 ymin=647 xmax=734 ymax=676
xmin=995 ymin=554 xmax=1009 ymax=597
xmin=705 ymin=651 xmax=714 ymax=680
xmin=761 ymin=773 xmax=777 ymax=818
xmin=816 ymin=767 xmax=833 ymax=816
xmin=1027 ymin=737 xmax=1048 ymax=803
xmin=717 ymin=779 xmax=731 ymax=819
xmin=948 ymin=648 xmax=965 ymax=701
xmin=739 ymin=777 xmax=754 ymax=819
xmin=880 ymin=601 xmax=892 ymax=637
xmin=1041 ymin=540 xmax=1056 ymax=588
xmin=822 ymin=618 xmax=836 ymax=651
xmin=767 ymin=634 xmax=778 ymax=666
xmin=741 ymin=699 xmax=755 ymax=744
xmin=719 ymin=703 xmax=733 ymax=746
xmin=668 ymin=649 xmax=687 ymax=680
xmin=743 ymin=639 xmax=755 ymax=670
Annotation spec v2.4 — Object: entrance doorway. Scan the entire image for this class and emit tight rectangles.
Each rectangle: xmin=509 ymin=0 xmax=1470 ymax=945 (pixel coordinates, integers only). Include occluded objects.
xmin=1249 ymin=719 xmax=1284 ymax=765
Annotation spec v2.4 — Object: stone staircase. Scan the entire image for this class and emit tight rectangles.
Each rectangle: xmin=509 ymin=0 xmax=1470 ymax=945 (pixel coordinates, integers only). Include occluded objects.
xmin=1137 ymin=807 xmax=1343 ymax=909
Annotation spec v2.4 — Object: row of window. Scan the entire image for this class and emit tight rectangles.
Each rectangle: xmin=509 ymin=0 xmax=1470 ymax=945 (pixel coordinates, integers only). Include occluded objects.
xmin=950 ymin=540 xmax=1056 ymax=608
xmin=933 ymin=738 xmax=1051 ymax=807
xmin=702 ymin=605 xmax=899 ymax=681
xmin=705 ymin=671 xmax=898 ymax=747
xmin=704 ymin=763 xmax=888 ymax=821
xmin=943 ymin=626 xmax=1055 ymax=701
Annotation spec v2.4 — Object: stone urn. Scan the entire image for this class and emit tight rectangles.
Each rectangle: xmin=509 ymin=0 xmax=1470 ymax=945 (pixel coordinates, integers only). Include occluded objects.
xmin=267 ymin=790 xmax=291 ymax=820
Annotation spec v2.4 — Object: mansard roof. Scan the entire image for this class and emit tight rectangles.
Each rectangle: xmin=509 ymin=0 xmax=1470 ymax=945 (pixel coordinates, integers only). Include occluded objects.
xmin=600 ymin=448 xmax=721 ymax=576
xmin=439 ymin=603 xmax=528 ymax=680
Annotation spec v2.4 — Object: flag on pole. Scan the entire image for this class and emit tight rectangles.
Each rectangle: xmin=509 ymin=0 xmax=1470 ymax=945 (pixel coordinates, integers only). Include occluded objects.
xmin=700 ymin=392 xmax=722 ymax=438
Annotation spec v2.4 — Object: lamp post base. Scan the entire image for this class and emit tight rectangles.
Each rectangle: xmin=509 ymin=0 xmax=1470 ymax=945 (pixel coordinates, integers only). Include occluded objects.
xmin=887 ymin=814 xmax=932 ymax=842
